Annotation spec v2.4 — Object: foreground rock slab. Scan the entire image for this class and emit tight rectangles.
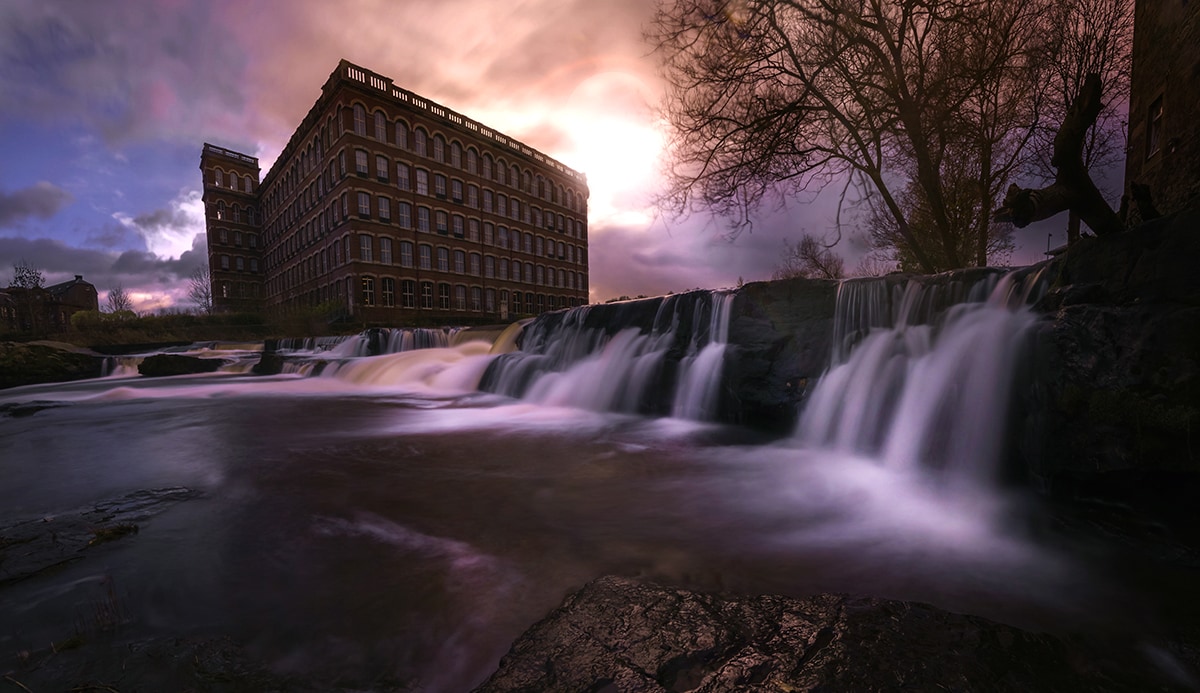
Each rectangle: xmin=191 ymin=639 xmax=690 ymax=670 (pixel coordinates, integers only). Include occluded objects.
xmin=476 ymin=575 xmax=1191 ymax=692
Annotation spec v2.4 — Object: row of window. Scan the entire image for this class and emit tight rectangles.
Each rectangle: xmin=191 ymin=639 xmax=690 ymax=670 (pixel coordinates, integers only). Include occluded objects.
xmin=267 ymin=194 xmax=587 ymax=271
xmin=211 ymin=168 xmax=256 ymax=194
xmin=216 ymin=254 xmax=260 ymax=273
xmin=357 ymin=276 xmax=578 ymax=315
xmin=213 ymin=229 xmax=259 ymax=248
xmin=213 ymin=201 xmax=259 ymax=225
xmin=348 ymin=102 xmax=585 ymax=213
xmin=268 ymin=241 xmax=587 ymax=297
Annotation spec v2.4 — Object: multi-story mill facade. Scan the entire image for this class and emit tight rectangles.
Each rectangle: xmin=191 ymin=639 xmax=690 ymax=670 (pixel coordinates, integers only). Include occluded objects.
xmin=200 ymin=59 xmax=589 ymax=321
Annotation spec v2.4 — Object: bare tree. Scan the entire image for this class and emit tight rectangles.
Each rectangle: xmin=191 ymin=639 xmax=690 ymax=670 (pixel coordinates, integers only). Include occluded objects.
xmin=9 ymin=259 xmax=44 ymax=289
xmin=106 ymin=285 xmax=134 ymax=314
xmin=188 ymin=264 xmax=213 ymax=314
xmin=650 ymin=0 xmax=1052 ymax=274
xmin=773 ymin=234 xmax=846 ymax=280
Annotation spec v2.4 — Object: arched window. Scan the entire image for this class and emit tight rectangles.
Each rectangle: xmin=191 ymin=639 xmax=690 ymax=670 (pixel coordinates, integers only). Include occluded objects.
xmin=496 ymin=159 xmax=506 ymax=185
xmin=353 ymin=104 xmax=367 ymax=136
xmin=414 ymin=128 xmax=427 ymax=157
xmin=450 ymin=141 xmax=462 ymax=168
xmin=243 ymin=175 xmax=253 ymax=193
xmin=216 ymin=201 xmax=226 ymax=220
xmin=395 ymin=120 xmax=409 ymax=149
xmin=481 ymin=153 xmax=493 ymax=179
xmin=373 ymin=110 xmax=386 ymax=141
xmin=420 ymin=281 xmax=434 ymax=309
xmin=433 ymin=134 xmax=445 ymax=162
xmin=510 ymin=164 xmax=519 ymax=188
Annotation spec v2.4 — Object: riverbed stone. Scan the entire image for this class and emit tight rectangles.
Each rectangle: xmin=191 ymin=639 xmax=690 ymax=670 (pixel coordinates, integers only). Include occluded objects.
xmin=475 ymin=575 xmax=1188 ymax=692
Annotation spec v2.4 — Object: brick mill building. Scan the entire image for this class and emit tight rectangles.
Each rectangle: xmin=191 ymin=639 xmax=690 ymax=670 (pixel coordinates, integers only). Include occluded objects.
xmin=200 ymin=59 xmax=590 ymax=321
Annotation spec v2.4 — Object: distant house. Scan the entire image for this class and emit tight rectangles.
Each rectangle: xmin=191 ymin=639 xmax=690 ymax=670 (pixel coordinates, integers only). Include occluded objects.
xmin=0 ymin=274 xmax=98 ymax=333
xmin=1125 ymin=0 xmax=1200 ymax=221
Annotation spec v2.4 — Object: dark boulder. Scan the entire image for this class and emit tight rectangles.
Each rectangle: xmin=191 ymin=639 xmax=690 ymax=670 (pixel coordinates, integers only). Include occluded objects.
xmin=0 ymin=341 xmax=104 ymax=390
xmin=476 ymin=576 xmax=1188 ymax=692
xmin=138 ymin=353 xmax=225 ymax=377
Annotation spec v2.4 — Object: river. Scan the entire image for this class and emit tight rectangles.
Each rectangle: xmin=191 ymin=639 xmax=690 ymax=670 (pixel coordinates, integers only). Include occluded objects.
xmin=0 ymin=278 xmax=1180 ymax=690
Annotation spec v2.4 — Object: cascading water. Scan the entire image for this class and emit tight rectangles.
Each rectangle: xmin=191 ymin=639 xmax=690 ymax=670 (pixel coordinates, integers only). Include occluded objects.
xmin=480 ymin=290 xmax=735 ymax=420
xmin=327 ymin=327 xmax=459 ymax=357
xmin=798 ymin=267 xmax=1047 ymax=485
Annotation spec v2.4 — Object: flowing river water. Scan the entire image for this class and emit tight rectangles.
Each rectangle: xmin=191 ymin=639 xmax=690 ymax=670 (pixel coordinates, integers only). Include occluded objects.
xmin=0 ymin=275 xmax=1188 ymax=690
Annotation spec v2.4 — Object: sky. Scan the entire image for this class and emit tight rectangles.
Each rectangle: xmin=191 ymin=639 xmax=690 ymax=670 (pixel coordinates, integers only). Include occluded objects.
xmin=0 ymin=0 xmax=1094 ymax=312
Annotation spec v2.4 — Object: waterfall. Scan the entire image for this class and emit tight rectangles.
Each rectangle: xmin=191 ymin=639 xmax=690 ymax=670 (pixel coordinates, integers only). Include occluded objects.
xmin=480 ymin=291 xmax=735 ymax=420
xmin=798 ymin=268 xmax=1046 ymax=484
xmin=327 ymin=327 xmax=459 ymax=357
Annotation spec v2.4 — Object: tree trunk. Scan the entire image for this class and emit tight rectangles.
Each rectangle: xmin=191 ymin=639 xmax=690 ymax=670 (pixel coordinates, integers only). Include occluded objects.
xmin=994 ymin=73 xmax=1123 ymax=236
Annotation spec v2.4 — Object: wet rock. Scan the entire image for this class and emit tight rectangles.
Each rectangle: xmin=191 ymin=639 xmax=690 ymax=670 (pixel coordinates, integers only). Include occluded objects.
xmin=0 ymin=487 xmax=200 ymax=586
xmin=476 ymin=576 xmax=1189 ymax=692
xmin=252 ymin=349 xmax=286 ymax=375
xmin=1024 ymin=210 xmax=1200 ymax=501
xmin=0 ymin=341 xmax=104 ymax=390
xmin=724 ymin=277 xmax=837 ymax=432
xmin=137 ymin=353 xmax=225 ymax=377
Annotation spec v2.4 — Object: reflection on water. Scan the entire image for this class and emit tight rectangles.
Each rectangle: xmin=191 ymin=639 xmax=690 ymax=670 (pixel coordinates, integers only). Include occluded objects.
xmin=0 ymin=347 xmax=1134 ymax=691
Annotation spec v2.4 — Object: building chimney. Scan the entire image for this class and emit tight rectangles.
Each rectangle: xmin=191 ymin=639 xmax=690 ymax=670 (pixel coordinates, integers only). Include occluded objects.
xmin=75 ymin=275 xmax=83 ymax=281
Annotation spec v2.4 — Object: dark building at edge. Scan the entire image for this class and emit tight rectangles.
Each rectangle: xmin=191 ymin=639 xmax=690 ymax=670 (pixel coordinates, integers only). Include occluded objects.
xmin=1125 ymin=0 xmax=1200 ymax=220
xmin=200 ymin=59 xmax=590 ymax=322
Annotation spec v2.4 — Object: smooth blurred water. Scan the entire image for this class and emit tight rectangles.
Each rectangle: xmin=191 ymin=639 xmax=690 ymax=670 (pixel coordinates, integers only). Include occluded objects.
xmin=0 ymin=359 xmax=1126 ymax=691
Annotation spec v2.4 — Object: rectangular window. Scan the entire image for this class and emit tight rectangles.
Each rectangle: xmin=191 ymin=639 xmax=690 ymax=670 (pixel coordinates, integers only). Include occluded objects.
xmin=451 ymin=179 xmax=463 ymax=202
xmin=378 ymin=196 xmax=391 ymax=221
xmin=497 ymin=195 xmax=507 ymax=217
xmin=355 ymin=150 xmax=368 ymax=176
xmin=416 ymin=169 xmax=429 ymax=195
xmin=250 ymin=258 xmax=259 ymax=272
xmin=400 ymin=241 xmax=414 ymax=267
xmin=439 ymin=283 xmax=451 ymax=309
xmin=417 ymin=207 xmax=431 ymax=232
xmin=455 ymin=285 xmax=466 ymax=311
xmin=1147 ymin=95 xmax=1164 ymax=159
xmin=221 ymin=255 xmax=230 ymax=270
xmin=469 ymin=253 xmax=480 ymax=276
xmin=471 ymin=287 xmax=482 ymax=312
xmin=360 ymin=234 xmax=373 ymax=262
xmin=376 ymin=155 xmax=389 ymax=181
xmin=236 ymin=257 xmax=245 ymax=271
xmin=483 ymin=190 xmax=493 ymax=213
xmin=420 ymin=281 xmax=433 ymax=309
xmin=380 ymin=237 xmax=393 ymax=264
xmin=468 ymin=185 xmax=478 ymax=208
xmin=452 ymin=216 xmax=464 ymax=238
xmin=402 ymin=279 xmax=415 ymax=308
xmin=499 ymin=258 xmax=508 ymax=280
xmin=358 ymin=192 xmax=371 ymax=217
xmin=397 ymin=202 xmax=412 ymax=228
xmin=484 ymin=256 xmax=495 ymax=278
xmin=485 ymin=288 xmax=495 ymax=312
xmin=483 ymin=222 xmax=494 ymax=246
xmin=437 ymin=247 xmax=449 ymax=272
xmin=381 ymin=277 xmax=395 ymax=307
xmin=436 ymin=210 xmax=448 ymax=235
xmin=468 ymin=218 xmax=480 ymax=242
xmin=361 ymin=277 xmax=375 ymax=306
xmin=434 ymin=174 xmax=447 ymax=198
xmin=397 ymin=163 xmax=410 ymax=190
xmin=419 ymin=244 xmax=432 ymax=270
xmin=454 ymin=250 xmax=465 ymax=274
